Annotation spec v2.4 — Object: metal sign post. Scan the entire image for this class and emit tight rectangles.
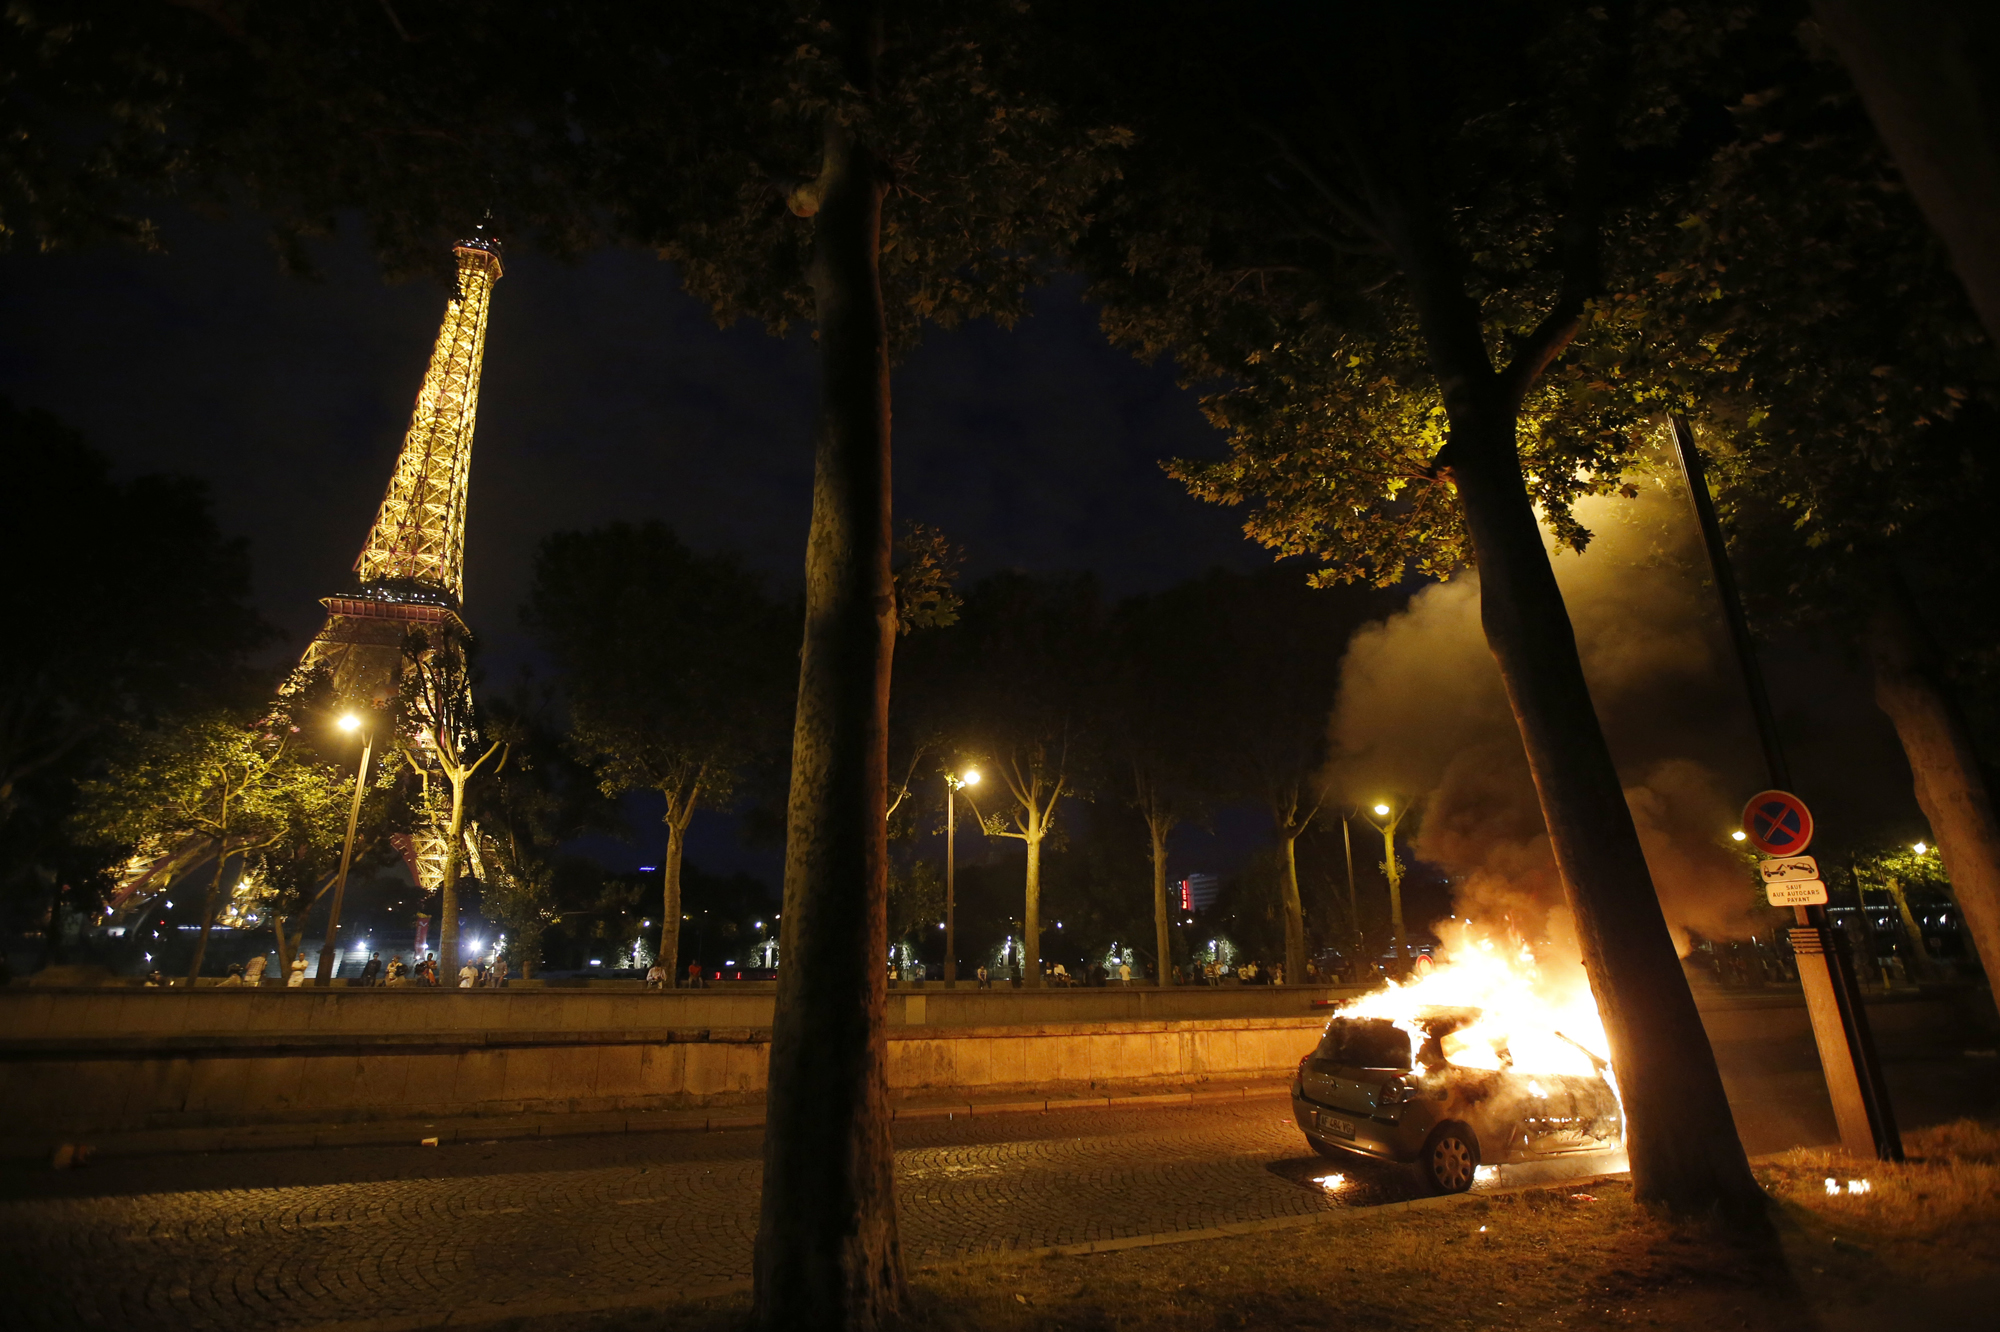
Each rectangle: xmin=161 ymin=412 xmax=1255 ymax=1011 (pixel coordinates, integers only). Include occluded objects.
xmin=1676 ymin=414 xmax=1903 ymax=1161
xmin=1742 ymin=799 xmax=1900 ymax=1159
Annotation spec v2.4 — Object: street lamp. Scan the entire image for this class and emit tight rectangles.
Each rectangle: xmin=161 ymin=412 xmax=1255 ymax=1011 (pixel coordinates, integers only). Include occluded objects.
xmin=1361 ymin=798 xmax=1409 ymax=965
xmin=945 ymin=767 xmax=981 ymax=987
xmin=317 ymin=712 xmax=374 ymax=984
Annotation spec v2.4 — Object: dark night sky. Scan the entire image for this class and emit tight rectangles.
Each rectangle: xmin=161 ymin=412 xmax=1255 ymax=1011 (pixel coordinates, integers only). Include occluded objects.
xmin=0 ymin=211 xmax=1264 ymax=882
xmin=0 ymin=211 xmax=1927 ymax=907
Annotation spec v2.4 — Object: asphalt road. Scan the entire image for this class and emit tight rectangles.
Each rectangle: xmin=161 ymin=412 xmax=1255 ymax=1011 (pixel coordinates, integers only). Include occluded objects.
xmin=0 ymin=1046 xmax=1992 ymax=1332
xmin=0 ymin=1095 xmax=1529 ymax=1332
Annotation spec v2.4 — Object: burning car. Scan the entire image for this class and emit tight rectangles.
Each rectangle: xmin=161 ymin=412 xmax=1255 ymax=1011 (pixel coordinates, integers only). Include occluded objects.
xmin=1291 ymin=1006 xmax=1623 ymax=1193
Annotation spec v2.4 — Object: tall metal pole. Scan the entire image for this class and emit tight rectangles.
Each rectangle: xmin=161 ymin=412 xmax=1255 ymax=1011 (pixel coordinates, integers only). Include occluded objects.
xmin=945 ymin=780 xmax=957 ymax=988
xmin=1671 ymin=414 xmax=1902 ymax=1160
xmin=316 ymin=727 xmax=373 ymax=984
xmin=1342 ymin=816 xmax=1362 ymax=965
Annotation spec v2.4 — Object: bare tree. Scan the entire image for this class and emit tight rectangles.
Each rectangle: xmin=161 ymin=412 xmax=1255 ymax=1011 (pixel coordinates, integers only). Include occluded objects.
xmin=398 ymin=628 xmax=506 ymax=979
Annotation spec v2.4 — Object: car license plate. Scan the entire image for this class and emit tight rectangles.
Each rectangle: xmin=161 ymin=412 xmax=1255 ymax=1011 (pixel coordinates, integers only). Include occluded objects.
xmin=1317 ymin=1111 xmax=1354 ymax=1140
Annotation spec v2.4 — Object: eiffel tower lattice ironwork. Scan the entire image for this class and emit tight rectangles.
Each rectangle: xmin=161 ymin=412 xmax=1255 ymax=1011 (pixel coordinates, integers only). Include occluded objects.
xmin=110 ymin=234 xmax=505 ymax=920
xmin=304 ymin=234 xmax=505 ymax=906
xmin=303 ymin=233 xmax=503 ymax=694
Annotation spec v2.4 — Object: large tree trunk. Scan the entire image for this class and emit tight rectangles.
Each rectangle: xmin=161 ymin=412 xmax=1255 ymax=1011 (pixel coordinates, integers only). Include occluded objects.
xmin=438 ymin=782 xmax=468 ymax=981
xmin=1884 ymin=877 xmax=1936 ymax=978
xmin=41 ymin=875 xmax=65 ymax=968
xmin=1023 ymin=825 xmax=1044 ymax=988
xmin=1149 ymin=817 xmax=1172 ymax=985
xmin=187 ymin=850 xmax=230 ymax=982
xmin=1278 ymin=829 xmax=1307 ymax=984
xmin=1866 ymin=569 xmax=2000 ymax=980
xmin=660 ymin=802 xmax=689 ymax=978
xmin=1811 ymin=0 xmax=2000 ymax=347
xmin=752 ymin=111 xmax=904 ymax=1331
xmin=1449 ymin=413 xmax=1765 ymax=1220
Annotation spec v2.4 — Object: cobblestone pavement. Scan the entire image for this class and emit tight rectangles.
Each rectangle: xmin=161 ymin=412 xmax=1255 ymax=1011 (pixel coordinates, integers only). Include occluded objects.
xmin=0 ymin=1096 xmax=1468 ymax=1330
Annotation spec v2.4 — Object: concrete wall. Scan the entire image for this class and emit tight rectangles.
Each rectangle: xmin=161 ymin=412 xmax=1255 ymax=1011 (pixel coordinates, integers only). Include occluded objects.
xmin=0 ymin=983 xmax=1358 ymax=1039
xmin=13 ymin=984 xmax=1978 ymax=1147
xmin=0 ymin=988 xmax=1335 ymax=1140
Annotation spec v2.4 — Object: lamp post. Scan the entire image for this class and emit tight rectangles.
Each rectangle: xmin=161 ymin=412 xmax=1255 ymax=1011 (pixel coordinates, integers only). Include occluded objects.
xmin=945 ymin=767 xmax=980 ymax=986
xmin=1362 ymin=800 xmax=1408 ymax=966
xmin=316 ymin=713 xmax=374 ymax=984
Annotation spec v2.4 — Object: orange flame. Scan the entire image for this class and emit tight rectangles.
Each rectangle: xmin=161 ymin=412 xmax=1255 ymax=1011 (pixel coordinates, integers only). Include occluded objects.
xmin=1334 ymin=920 xmax=1612 ymax=1081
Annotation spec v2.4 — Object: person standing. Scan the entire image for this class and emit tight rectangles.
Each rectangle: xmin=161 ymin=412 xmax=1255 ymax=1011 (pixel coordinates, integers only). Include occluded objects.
xmin=1118 ymin=961 xmax=1131 ymax=986
xmin=287 ymin=956 xmax=308 ymax=988
xmin=360 ymin=953 xmax=382 ymax=987
xmin=976 ymin=964 xmax=989 ymax=990
xmin=245 ymin=955 xmax=268 ymax=986
xmin=686 ymin=960 xmax=703 ymax=990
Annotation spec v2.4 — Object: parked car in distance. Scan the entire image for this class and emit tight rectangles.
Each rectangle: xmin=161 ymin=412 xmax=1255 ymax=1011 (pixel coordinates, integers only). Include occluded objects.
xmin=1291 ymin=1008 xmax=1622 ymax=1193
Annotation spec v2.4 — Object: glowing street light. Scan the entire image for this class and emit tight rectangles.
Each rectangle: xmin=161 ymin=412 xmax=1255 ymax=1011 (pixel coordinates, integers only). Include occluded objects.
xmin=318 ymin=711 xmax=375 ymax=984
xmin=1914 ymin=842 xmax=1929 ymax=855
xmin=1363 ymin=798 xmax=1410 ymax=962
xmin=1732 ymin=830 xmax=1748 ymax=842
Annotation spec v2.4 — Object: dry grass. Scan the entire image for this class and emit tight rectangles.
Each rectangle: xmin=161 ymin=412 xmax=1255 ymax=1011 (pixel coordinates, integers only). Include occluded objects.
xmin=540 ymin=1121 xmax=2000 ymax=1332
xmin=1760 ymin=1118 xmax=2000 ymax=1289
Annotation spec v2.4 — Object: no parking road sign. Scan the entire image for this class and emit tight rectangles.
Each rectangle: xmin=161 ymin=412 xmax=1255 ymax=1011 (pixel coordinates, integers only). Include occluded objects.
xmin=1742 ymin=790 xmax=1814 ymax=857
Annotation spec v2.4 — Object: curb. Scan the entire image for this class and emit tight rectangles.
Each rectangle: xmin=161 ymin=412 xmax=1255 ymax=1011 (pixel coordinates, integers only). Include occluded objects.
xmin=915 ymin=1164 xmax=1639 ymax=1268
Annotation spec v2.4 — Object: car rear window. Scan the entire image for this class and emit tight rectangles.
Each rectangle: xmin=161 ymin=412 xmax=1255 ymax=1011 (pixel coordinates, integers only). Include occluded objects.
xmin=1315 ymin=1018 xmax=1412 ymax=1071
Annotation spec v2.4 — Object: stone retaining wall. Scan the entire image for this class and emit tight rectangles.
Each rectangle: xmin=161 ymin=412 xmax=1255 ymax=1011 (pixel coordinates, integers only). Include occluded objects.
xmin=0 ymin=983 xmax=1358 ymax=1038
xmin=0 ymin=988 xmax=1335 ymax=1139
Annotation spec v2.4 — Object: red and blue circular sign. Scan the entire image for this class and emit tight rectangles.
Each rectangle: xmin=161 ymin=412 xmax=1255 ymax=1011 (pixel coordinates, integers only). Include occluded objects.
xmin=1742 ymin=790 xmax=1813 ymax=856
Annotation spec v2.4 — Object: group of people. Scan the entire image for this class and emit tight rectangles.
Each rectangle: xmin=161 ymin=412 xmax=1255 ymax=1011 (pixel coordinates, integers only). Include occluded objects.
xmin=1170 ymin=959 xmax=1284 ymax=986
xmin=1045 ymin=960 xmax=1139 ymax=987
xmin=353 ymin=952 xmax=510 ymax=987
xmin=143 ymin=952 xmax=516 ymax=988
xmin=644 ymin=960 xmax=710 ymax=989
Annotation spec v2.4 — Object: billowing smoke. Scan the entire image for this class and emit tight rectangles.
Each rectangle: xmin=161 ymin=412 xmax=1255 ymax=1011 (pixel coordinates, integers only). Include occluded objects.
xmin=1327 ymin=474 xmax=1770 ymax=955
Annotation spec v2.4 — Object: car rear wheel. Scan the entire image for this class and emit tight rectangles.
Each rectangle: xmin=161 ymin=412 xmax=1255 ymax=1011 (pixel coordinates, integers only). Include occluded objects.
xmin=1417 ymin=1122 xmax=1480 ymax=1194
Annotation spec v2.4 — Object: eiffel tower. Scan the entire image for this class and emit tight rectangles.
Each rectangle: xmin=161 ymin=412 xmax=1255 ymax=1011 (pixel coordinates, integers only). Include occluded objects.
xmin=304 ymin=231 xmax=503 ymax=696
xmin=111 ymin=233 xmax=504 ymax=914
xmin=304 ymin=232 xmax=504 ymax=899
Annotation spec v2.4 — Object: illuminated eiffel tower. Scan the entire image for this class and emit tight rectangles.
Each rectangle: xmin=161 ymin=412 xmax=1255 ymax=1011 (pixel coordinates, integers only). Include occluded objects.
xmin=304 ymin=232 xmax=503 ymax=695
xmin=299 ymin=231 xmax=504 ymax=897
xmin=109 ymin=234 xmax=505 ymax=915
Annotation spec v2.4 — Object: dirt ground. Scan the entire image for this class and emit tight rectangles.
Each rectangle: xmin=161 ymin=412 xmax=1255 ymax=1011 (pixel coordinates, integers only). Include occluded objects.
xmin=529 ymin=1120 xmax=2000 ymax=1332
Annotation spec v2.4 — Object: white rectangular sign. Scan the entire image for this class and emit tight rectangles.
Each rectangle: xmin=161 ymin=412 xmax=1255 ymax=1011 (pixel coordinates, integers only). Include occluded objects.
xmin=1766 ymin=878 xmax=1829 ymax=907
xmin=1759 ymin=855 xmax=1820 ymax=883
